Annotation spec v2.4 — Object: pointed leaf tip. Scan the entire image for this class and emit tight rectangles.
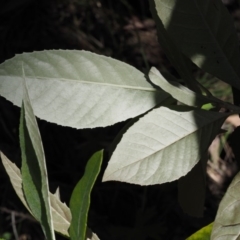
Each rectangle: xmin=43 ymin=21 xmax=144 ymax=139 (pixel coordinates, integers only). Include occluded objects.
xmin=20 ymin=69 xmax=55 ymax=239
xmin=69 ymin=150 xmax=103 ymax=240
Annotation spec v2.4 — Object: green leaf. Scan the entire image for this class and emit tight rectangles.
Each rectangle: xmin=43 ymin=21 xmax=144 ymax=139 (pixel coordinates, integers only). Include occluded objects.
xmin=211 ymin=171 xmax=240 ymax=239
xmin=20 ymin=73 xmax=55 ymax=239
xmin=0 ymin=50 xmax=170 ymax=129
xmin=1 ymin=152 xmax=100 ymax=239
xmin=186 ymin=222 xmax=213 ymax=240
xmin=153 ymin=0 xmax=240 ymax=89
xmin=1 ymin=151 xmax=70 ymax=236
xmin=149 ymin=0 xmax=200 ymax=92
xmin=69 ymin=150 xmax=103 ymax=240
xmin=201 ymin=103 xmax=215 ymax=111
xmin=0 ymin=152 xmax=72 ymax=236
xmin=103 ymin=106 xmax=229 ymax=185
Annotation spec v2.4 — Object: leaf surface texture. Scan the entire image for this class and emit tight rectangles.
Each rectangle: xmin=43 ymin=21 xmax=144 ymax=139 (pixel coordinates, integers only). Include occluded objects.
xmin=211 ymin=171 xmax=240 ymax=239
xmin=1 ymin=152 xmax=100 ymax=239
xmin=0 ymin=50 xmax=169 ymax=128
xmin=20 ymin=76 xmax=55 ymax=239
xmin=103 ymin=106 xmax=228 ymax=185
xmin=69 ymin=150 xmax=103 ymax=240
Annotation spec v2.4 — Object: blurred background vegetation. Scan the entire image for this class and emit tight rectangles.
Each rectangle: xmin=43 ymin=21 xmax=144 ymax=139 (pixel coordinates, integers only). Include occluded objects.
xmin=0 ymin=0 xmax=240 ymax=239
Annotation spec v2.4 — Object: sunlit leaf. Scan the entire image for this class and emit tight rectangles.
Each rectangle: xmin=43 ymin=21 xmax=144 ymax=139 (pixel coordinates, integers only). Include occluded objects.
xmin=49 ymin=191 xmax=71 ymax=237
xmin=149 ymin=67 xmax=210 ymax=106
xmin=150 ymin=67 xmax=240 ymax=114
xmin=69 ymin=150 xmax=103 ymax=240
xmin=211 ymin=171 xmax=240 ymax=239
xmin=187 ymin=222 xmax=213 ymax=240
xmin=20 ymin=73 xmax=55 ymax=239
xmin=103 ymin=106 xmax=229 ymax=185
xmin=1 ymin=152 xmax=100 ymax=239
xmin=1 ymin=152 xmax=31 ymax=213
xmin=0 ymin=50 xmax=169 ymax=129
xmin=1 ymin=151 xmax=70 ymax=236
xmin=153 ymin=0 xmax=240 ymax=89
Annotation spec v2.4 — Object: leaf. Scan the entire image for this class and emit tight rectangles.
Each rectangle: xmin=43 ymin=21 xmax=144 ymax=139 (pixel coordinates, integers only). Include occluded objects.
xmin=108 ymin=95 xmax=177 ymax=158
xmin=1 ymin=152 xmax=100 ymax=239
xmin=49 ymin=191 xmax=71 ymax=237
xmin=211 ymin=171 xmax=240 ymax=239
xmin=69 ymin=150 xmax=103 ymax=240
xmin=20 ymin=72 xmax=55 ymax=240
xmin=1 ymin=152 xmax=31 ymax=213
xmin=0 ymin=50 xmax=170 ymax=129
xmin=178 ymin=153 xmax=207 ymax=217
xmin=1 ymin=151 xmax=70 ymax=236
xmin=186 ymin=222 xmax=213 ymax=240
xmin=53 ymin=187 xmax=61 ymax=201
xmin=103 ymin=106 xmax=229 ymax=185
xmin=86 ymin=228 xmax=101 ymax=240
xmin=153 ymin=0 xmax=240 ymax=89
xmin=149 ymin=67 xmax=210 ymax=106
xmin=149 ymin=67 xmax=240 ymax=112
xmin=149 ymin=0 xmax=200 ymax=92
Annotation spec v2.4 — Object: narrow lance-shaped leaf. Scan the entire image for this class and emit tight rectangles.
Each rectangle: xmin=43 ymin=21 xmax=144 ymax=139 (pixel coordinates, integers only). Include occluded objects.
xmin=69 ymin=150 xmax=103 ymax=240
xmin=153 ymin=0 xmax=240 ymax=89
xmin=0 ymin=50 xmax=170 ymax=129
xmin=1 ymin=152 xmax=101 ymax=239
xmin=20 ymin=71 xmax=55 ymax=239
xmin=1 ymin=152 xmax=70 ymax=236
xmin=1 ymin=151 xmax=71 ymax=236
xmin=0 ymin=152 xmax=31 ymax=213
xmin=103 ymin=106 xmax=229 ymax=185
xmin=211 ymin=171 xmax=240 ymax=239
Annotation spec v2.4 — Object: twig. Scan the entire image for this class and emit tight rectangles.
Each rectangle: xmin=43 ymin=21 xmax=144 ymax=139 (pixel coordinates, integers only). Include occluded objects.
xmin=0 ymin=207 xmax=37 ymax=222
xmin=11 ymin=211 xmax=19 ymax=240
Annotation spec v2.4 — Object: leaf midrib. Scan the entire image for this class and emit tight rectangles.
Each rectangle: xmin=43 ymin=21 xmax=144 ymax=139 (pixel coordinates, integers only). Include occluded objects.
xmin=4 ymin=75 xmax=158 ymax=92
xmin=105 ymin=111 xmax=227 ymax=178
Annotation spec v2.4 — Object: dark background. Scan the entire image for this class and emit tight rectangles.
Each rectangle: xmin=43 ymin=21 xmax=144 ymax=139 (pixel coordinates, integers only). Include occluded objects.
xmin=1 ymin=0 xmax=240 ymax=239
